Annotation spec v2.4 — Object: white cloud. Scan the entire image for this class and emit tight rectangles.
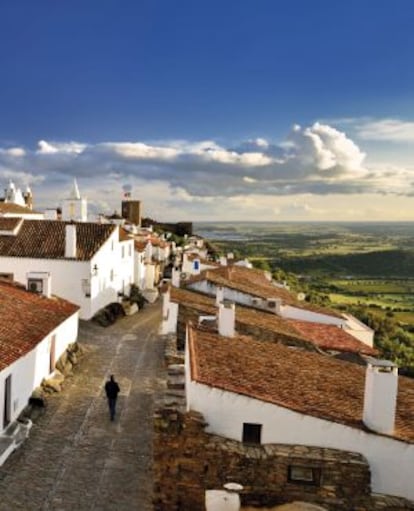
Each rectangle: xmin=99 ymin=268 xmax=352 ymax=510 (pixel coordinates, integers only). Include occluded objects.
xmin=37 ymin=140 xmax=87 ymax=154
xmin=0 ymin=147 xmax=26 ymax=157
xmin=355 ymin=119 xmax=414 ymax=142
xmin=0 ymin=121 xmax=413 ymax=220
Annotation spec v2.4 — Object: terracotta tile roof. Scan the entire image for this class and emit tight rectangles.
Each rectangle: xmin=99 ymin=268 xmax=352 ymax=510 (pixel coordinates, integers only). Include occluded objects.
xmin=134 ymin=240 xmax=148 ymax=251
xmin=287 ymin=319 xmax=378 ymax=356
xmin=188 ymin=325 xmax=414 ymax=443
xmin=119 ymin=227 xmax=131 ymax=242
xmin=170 ymin=287 xmax=373 ymax=353
xmin=187 ymin=266 xmax=343 ymax=319
xmin=0 ymin=280 xmax=79 ymax=371
xmin=0 ymin=220 xmax=115 ymax=260
xmin=0 ymin=202 xmax=41 ymax=215
xmin=0 ymin=217 xmax=22 ymax=232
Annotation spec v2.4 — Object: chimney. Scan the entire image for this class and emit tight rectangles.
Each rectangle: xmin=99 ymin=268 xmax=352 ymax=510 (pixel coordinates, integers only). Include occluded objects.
xmin=216 ymin=286 xmax=224 ymax=305
xmin=363 ymin=358 xmax=398 ymax=434
xmin=218 ymin=301 xmax=235 ymax=337
xmin=171 ymin=267 xmax=180 ymax=287
xmin=65 ymin=224 xmax=77 ymax=258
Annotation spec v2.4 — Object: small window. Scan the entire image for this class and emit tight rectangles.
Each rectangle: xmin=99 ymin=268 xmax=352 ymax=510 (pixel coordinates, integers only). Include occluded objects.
xmin=242 ymin=423 xmax=262 ymax=444
xmin=128 ymin=244 xmax=132 ymax=257
xmin=288 ymin=465 xmax=321 ymax=486
xmin=110 ymin=269 xmax=114 ymax=282
xmin=111 ymin=240 xmax=114 ymax=251
xmin=0 ymin=273 xmax=13 ymax=282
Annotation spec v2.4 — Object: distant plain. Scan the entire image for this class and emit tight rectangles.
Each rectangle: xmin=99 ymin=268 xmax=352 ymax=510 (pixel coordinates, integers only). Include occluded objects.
xmin=195 ymin=222 xmax=414 ymax=325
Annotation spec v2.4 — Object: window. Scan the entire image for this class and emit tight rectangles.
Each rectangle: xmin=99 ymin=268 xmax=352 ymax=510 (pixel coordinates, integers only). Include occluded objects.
xmin=122 ymin=246 xmax=125 ymax=258
xmin=0 ymin=273 xmax=13 ymax=282
xmin=288 ymin=465 xmax=321 ymax=486
xmin=110 ymin=269 xmax=114 ymax=282
xmin=242 ymin=423 xmax=262 ymax=444
xmin=128 ymin=244 xmax=132 ymax=257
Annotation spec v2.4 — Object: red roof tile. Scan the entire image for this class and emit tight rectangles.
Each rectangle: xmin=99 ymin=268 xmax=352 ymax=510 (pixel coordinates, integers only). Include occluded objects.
xmin=0 ymin=203 xmax=41 ymax=215
xmin=187 ymin=266 xmax=343 ymax=318
xmin=0 ymin=220 xmax=115 ymax=260
xmin=0 ymin=281 xmax=79 ymax=371
xmin=287 ymin=319 xmax=377 ymax=356
xmin=188 ymin=325 xmax=414 ymax=443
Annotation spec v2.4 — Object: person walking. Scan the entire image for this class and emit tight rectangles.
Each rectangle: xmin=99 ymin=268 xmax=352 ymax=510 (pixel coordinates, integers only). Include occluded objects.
xmin=105 ymin=374 xmax=120 ymax=421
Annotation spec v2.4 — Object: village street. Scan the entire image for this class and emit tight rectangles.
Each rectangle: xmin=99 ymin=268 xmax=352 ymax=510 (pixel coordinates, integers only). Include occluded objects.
xmin=0 ymin=301 xmax=165 ymax=511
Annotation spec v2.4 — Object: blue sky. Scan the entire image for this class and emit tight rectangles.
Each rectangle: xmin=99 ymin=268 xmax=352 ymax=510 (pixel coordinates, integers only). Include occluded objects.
xmin=1 ymin=0 xmax=414 ymax=221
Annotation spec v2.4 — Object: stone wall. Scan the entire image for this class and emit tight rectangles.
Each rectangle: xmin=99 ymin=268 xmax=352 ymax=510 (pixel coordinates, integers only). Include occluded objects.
xmin=153 ymin=405 xmax=414 ymax=511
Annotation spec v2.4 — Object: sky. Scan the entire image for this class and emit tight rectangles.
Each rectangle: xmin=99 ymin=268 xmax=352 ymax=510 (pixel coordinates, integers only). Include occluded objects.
xmin=1 ymin=0 xmax=414 ymax=222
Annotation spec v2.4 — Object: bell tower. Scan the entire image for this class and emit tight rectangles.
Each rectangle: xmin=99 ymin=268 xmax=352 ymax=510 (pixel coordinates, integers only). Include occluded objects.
xmin=62 ymin=179 xmax=88 ymax=222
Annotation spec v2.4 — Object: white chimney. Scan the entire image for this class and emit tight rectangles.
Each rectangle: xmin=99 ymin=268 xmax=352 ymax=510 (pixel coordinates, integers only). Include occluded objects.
xmin=363 ymin=359 xmax=398 ymax=435
xmin=171 ymin=267 xmax=180 ymax=287
xmin=218 ymin=301 xmax=235 ymax=338
xmin=216 ymin=286 xmax=224 ymax=305
xmin=219 ymin=255 xmax=227 ymax=266
xmin=65 ymin=224 xmax=77 ymax=258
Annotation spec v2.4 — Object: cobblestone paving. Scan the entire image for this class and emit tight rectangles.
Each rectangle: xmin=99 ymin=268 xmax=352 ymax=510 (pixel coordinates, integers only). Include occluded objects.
xmin=0 ymin=302 xmax=165 ymax=511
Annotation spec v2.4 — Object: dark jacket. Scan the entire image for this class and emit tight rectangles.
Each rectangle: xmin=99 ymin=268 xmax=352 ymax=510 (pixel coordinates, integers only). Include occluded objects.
xmin=105 ymin=380 xmax=120 ymax=399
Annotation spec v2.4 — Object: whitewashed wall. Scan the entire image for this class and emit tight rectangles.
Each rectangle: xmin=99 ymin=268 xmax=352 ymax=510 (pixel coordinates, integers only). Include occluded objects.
xmin=280 ymin=304 xmax=345 ymax=326
xmin=342 ymin=314 xmax=374 ymax=346
xmin=161 ymin=290 xmax=179 ymax=334
xmin=0 ymin=310 xmax=79 ymax=433
xmin=185 ymin=360 xmax=414 ymax=501
xmin=188 ymin=281 xmax=253 ymax=306
xmin=0 ymin=228 xmax=134 ymax=319
xmin=134 ymin=250 xmax=147 ymax=289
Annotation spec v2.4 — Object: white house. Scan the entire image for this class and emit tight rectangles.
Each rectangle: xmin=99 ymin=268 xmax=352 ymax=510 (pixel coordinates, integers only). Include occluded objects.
xmin=0 ymin=280 xmax=79 ymax=461
xmin=186 ymin=266 xmax=374 ymax=347
xmin=161 ymin=285 xmax=378 ymax=356
xmin=185 ymin=320 xmax=414 ymax=502
xmin=0 ymin=218 xmax=134 ymax=320
xmin=181 ymin=252 xmax=220 ymax=278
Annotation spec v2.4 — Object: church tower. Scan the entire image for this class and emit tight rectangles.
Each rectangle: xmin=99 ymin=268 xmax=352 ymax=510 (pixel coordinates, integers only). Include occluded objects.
xmin=62 ymin=179 xmax=88 ymax=222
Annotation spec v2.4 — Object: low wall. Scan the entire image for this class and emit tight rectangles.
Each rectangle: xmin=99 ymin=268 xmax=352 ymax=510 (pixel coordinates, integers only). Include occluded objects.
xmin=153 ymin=407 xmax=414 ymax=511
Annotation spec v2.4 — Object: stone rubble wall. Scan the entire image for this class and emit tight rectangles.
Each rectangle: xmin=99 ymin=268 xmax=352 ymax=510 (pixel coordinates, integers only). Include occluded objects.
xmin=153 ymin=340 xmax=414 ymax=511
xmin=153 ymin=407 xmax=414 ymax=511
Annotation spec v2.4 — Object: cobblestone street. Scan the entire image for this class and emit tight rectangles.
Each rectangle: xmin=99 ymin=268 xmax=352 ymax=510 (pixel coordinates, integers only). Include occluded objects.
xmin=0 ymin=302 xmax=165 ymax=511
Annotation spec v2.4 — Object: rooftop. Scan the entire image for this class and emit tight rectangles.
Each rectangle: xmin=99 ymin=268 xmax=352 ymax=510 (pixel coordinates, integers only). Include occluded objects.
xmin=188 ymin=324 xmax=414 ymax=443
xmin=0 ymin=280 xmax=79 ymax=371
xmin=187 ymin=265 xmax=343 ymax=319
xmin=170 ymin=287 xmax=374 ymax=354
xmin=0 ymin=219 xmax=115 ymax=260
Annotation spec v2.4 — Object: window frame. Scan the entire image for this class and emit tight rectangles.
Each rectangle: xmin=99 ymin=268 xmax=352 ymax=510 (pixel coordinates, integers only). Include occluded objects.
xmin=242 ymin=422 xmax=262 ymax=444
xmin=287 ymin=465 xmax=321 ymax=486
